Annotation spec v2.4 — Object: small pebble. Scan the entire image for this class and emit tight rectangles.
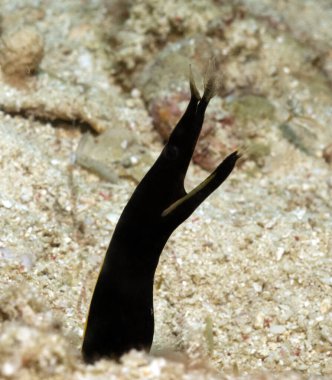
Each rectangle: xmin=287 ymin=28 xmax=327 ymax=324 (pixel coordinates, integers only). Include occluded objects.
xmin=270 ymin=325 xmax=286 ymax=334
xmin=252 ymin=282 xmax=262 ymax=292
xmin=106 ymin=213 xmax=119 ymax=224
xmin=0 ymin=246 xmax=14 ymax=259
xmin=2 ymin=361 xmax=17 ymax=376
xmin=276 ymin=246 xmax=285 ymax=261
xmin=2 ymin=199 xmax=13 ymax=209
xmin=20 ymin=190 xmax=33 ymax=203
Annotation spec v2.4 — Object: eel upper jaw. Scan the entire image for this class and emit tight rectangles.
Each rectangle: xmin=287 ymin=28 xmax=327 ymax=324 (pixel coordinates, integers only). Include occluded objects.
xmin=162 ymin=72 xmax=216 ymax=183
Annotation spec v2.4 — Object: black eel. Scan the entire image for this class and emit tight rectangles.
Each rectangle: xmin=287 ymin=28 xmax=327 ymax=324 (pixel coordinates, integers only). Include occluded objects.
xmin=82 ymin=72 xmax=240 ymax=363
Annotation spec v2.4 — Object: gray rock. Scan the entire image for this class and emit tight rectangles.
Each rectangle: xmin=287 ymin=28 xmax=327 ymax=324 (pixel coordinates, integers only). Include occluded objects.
xmin=76 ymin=128 xmax=154 ymax=183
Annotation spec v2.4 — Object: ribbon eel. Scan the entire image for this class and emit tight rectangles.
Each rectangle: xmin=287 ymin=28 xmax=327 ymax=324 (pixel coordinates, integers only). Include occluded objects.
xmin=82 ymin=72 xmax=240 ymax=363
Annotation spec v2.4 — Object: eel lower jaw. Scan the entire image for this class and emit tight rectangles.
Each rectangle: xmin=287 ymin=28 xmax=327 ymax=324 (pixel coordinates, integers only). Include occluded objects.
xmin=161 ymin=150 xmax=240 ymax=218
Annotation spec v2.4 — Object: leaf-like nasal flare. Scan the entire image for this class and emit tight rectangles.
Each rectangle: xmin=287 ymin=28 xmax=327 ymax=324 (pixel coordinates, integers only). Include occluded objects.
xmin=189 ymin=64 xmax=219 ymax=102
xmin=189 ymin=65 xmax=201 ymax=101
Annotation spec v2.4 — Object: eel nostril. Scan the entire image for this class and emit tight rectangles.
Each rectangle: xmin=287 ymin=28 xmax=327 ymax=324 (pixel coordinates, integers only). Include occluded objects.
xmin=165 ymin=145 xmax=179 ymax=160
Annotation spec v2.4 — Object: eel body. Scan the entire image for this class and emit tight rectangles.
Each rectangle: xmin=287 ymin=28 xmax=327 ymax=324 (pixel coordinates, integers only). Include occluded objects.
xmin=82 ymin=73 xmax=239 ymax=363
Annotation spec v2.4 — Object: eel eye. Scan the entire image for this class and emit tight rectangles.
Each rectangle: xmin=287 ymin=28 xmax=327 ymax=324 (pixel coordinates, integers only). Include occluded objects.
xmin=165 ymin=145 xmax=179 ymax=160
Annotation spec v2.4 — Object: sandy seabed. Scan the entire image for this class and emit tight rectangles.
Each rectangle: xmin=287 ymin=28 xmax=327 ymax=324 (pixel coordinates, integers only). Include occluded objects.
xmin=0 ymin=0 xmax=331 ymax=379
